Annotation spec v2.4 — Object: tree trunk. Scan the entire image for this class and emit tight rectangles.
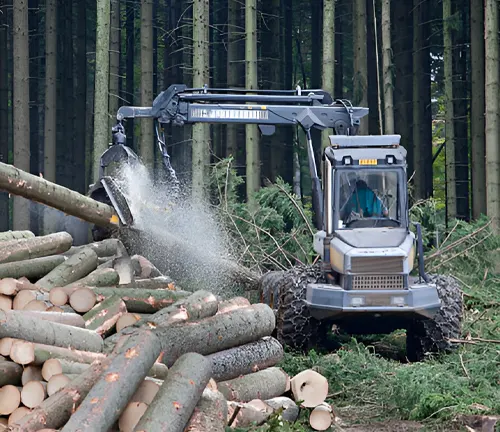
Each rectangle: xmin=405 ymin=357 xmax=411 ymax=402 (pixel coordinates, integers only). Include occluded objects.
xmin=245 ymin=0 xmax=260 ymax=205
xmin=43 ymin=0 xmax=57 ymax=185
xmin=93 ymin=0 xmax=111 ymax=183
xmin=31 ymin=343 xmax=106 ymax=365
xmin=0 ymin=254 xmax=66 ymax=280
xmin=156 ymin=303 xmax=275 ymax=367
xmin=64 ymin=238 xmax=127 ymax=257
xmin=206 ymin=336 xmax=283 ymax=382
xmin=109 ymin=0 xmax=121 ymax=131
xmin=8 ymin=359 xmax=111 ymax=431
xmin=60 ymin=329 xmax=161 ymax=432
xmin=139 ymin=0 xmax=154 ymax=169
xmin=83 ymin=295 xmax=127 ymax=336
xmin=381 ymin=0 xmax=394 ymax=134
xmin=485 ymin=0 xmax=500 ymax=233
xmin=0 ymin=310 xmax=104 ymax=352
xmin=125 ymin=0 xmax=135 ymax=150
xmin=93 ymin=286 xmax=191 ymax=313
xmin=217 ymin=367 xmax=289 ymax=402
xmin=65 ymin=267 xmax=120 ymax=290
xmin=184 ymin=388 xmax=228 ymax=432
xmin=321 ymin=0 xmax=335 ymax=146
xmin=0 ymin=230 xmax=34 ymax=242
xmin=353 ymin=0 xmax=368 ymax=135
xmin=19 ymin=311 xmax=86 ymax=327
xmin=470 ymin=0 xmax=486 ymax=219
xmin=0 ymin=360 xmax=23 ymax=386
xmin=36 ymin=248 xmax=98 ymax=290
xmin=0 ymin=0 xmax=8 ymax=232
xmin=103 ymin=289 xmax=219 ymax=350
xmin=0 ymin=161 xmax=120 ymax=228
xmin=191 ymin=0 xmax=210 ymax=201
xmin=443 ymin=0 xmax=456 ymax=219
xmin=135 ymin=353 xmax=213 ymax=432
xmin=12 ymin=0 xmax=30 ymax=231
xmin=0 ymin=232 xmax=73 ymax=264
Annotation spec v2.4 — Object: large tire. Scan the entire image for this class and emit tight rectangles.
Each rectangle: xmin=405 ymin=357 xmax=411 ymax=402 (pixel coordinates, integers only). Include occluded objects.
xmin=406 ymin=274 xmax=463 ymax=362
xmin=259 ymin=271 xmax=285 ymax=312
xmin=274 ymin=264 xmax=327 ymax=352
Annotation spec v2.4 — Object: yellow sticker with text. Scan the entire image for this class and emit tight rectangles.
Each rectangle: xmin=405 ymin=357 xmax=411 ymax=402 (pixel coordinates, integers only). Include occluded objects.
xmin=359 ymin=159 xmax=378 ymax=165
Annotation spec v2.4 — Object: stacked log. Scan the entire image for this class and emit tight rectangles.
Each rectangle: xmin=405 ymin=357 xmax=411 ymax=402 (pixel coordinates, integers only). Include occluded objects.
xmin=0 ymin=229 xmax=338 ymax=431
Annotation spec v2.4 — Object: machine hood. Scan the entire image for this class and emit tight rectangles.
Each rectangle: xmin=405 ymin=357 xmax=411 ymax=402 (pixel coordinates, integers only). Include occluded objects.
xmin=336 ymin=227 xmax=408 ymax=248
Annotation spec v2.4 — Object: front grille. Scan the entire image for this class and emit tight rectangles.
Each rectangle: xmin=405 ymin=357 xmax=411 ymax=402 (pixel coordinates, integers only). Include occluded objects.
xmin=352 ymin=275 xmax=404 ymax=290
xmin=350 ymin=256 xmax=404 ymax=273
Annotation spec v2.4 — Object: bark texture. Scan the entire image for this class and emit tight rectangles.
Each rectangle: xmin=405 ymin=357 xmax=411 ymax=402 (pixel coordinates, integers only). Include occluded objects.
xmin=135 ymin=353 xmax=213 ymax=432
xmin=60 ymin=329 xmax=161 ymax=432
xmin=156 ymin=303 xmax=276 ymax=367
xmin=0 ymin=310 xmax=104 ymax=352
xmin=83 ymin=294 xmax=127 ymax=336
xmin=381 ymin=0 xmax=394 ymax=133
xmin=217 ymin=367 xmax=289 ymax=402
xmin=0 ymin=255 xmax=66 ymax=279
xmin=36 ymin=248 xmax=98 ymax=290
xmin=64 ymin=239 xmax=127 ymax=258
xmin=0 ymin=162 xmax=119 ymax=228
xmin=0 ymin=360 xmax=23 ymax=386
xmin=184 ymin=388 xmax=228 ymax=432
xmin=0 ymin=232 xmax=73 ymax=264
xmin=31 ymin=343 xmax=106 ymax=365
xmin=353 ymin=0 xmax=368 ymax=134
xmin=20 ymin=311 xmax=85 ymax=328
xmin=206 ymin=336 xmax=283 ymax=382
xmin=0 ymin=231 xmax=34 ymax=242
xmin=92 ymin=287 xmax=191 ymax=313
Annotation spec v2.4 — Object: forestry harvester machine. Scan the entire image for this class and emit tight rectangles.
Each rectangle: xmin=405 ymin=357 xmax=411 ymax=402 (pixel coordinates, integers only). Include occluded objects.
xmin=89 ymin=84 xmax=462 ymax=362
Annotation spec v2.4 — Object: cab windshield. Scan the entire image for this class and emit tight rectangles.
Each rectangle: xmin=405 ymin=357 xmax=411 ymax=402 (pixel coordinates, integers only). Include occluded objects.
xmin=336 ymin=169 xmax=403 ymax=229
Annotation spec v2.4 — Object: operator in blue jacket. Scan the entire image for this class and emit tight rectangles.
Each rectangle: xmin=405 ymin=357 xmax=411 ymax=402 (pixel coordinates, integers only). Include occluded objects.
xmin=341 ymin=179 xmax=388 ymax=221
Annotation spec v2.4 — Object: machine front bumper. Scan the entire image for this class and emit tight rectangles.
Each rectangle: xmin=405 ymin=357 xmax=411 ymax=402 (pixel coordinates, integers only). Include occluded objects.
xmin=306 ymin=282 xmax=441 ymax=321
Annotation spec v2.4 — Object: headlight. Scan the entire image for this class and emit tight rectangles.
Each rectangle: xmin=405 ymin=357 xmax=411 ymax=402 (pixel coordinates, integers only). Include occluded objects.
xmin=330 ymin=247 xmax=344 ymax=272
xmin=408 ymin=244 xmax=416 ymax=272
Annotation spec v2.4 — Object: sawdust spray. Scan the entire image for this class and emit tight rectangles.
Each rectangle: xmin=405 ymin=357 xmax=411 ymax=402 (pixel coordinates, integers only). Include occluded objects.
xmin=115 ymin=162 xmax=239 ymax=295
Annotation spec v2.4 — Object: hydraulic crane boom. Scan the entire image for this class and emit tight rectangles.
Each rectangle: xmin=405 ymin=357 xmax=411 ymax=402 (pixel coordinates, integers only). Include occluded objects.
xmin=94 ymin=84 xmax=369 ymax=231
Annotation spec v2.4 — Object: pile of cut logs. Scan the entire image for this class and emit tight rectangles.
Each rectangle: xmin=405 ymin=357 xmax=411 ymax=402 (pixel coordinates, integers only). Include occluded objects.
xmin=0 ymin=230 xmax=335 ymax=431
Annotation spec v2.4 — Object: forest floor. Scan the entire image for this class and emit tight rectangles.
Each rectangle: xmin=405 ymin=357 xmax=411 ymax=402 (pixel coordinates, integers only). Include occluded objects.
xmin=233 ymin=220 xmax=500 ymax=432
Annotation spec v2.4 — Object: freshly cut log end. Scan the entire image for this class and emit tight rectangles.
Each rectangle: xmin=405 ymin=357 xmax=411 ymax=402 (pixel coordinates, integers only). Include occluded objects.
xmin=130 ymin=254 xmax=162 ymax=278
xmin=69 ymin=287 xmax=97 ymax=313
xmin=42 ymin=358 xmax=63 ymax=381
xmin=49 ymin=288 xmax=69 ymax=306
xmin=118 ymin=401 xmax=148 ymax=432
xmin=10 ymin=340 xmax=35 ymax=365
xmin=23 ymin=300 xmax=49 ymax=311
xmin=0 ymin=278 xmax=19 ymax=296
xmin=218 ymin=367 xmax=289 ymax=403
xmin=46 ymin=306 xmax=64 ymax=312
xmin=47 ymin=373 xmax=71 ymax=396
xmin=21 ymin=380 xmax=47 ymax=408
xmin=184 ymin=389 xmax=228 ymax=432
xmin=22 ymin=365 xmax=43 ymax=385
xmin=0 ymin=385 xmax=21 ymax=415
xmin=309 ymin=402 xmax=334 ymax=431
xmin=12 ymin=290 xmax=37 ymax=310
xmin=134 ymin=352 xmax=213 ymax=432
xmin=7 ymin=406 xmax=31 ymax=425
xmin=0 ymin=338 xmax=15 ymax=356
xmin=290 ymin=369 xmax=329 ymax=408
xmin=0 ymin=294 xmax=12 ymax=311
xmin=115 ymin=312 xmax=141 ymax=332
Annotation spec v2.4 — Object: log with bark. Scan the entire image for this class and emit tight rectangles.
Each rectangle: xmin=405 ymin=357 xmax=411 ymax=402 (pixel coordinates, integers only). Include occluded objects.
xmin=0 ymin=360 xmax=23 ymax=386
xmin=17 ymin=311 xmax=85 ymax=328
xmin=63 ymin=238 xmax=127 ymax=258
xmin=155 ymin=303 xmax=276 ymax=367
xmin=60 ymin=329 xmax=161 ymax=432
xmin=0 ymin=161 xmax=119 ymax=228
xmin=0 ymin=232 xmax=73 ymax=265
xmin=134 ymin=352 xmax=213 ymax=432
xmin=217 ymin=367 xmax=290 ymax=403
xmin=0 ymin=255 xmax=66 ymax=280
xmin=92 ymin=286 xmax=191 ymax=313
xmin=206 ymin=336 xmax=284 ymax=382
xmin=36 ymin=248 xmax=98 ymax=290
xmin=64 ymin=267 xmax=120 ymax=290
xmin=0 ymin=310 xmax=104 ymax=352
xmin=184 ymin=388 xmax=228 ymax=432
xmin=0 ymin=230 xmax=34 ymax=242
xmin=83 ymin=294 xmax=127 ymax=336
